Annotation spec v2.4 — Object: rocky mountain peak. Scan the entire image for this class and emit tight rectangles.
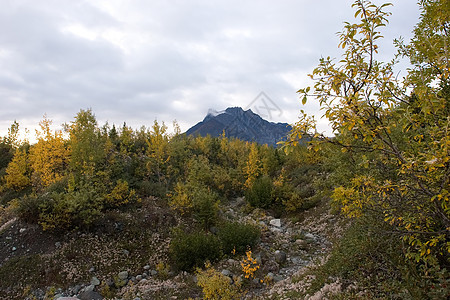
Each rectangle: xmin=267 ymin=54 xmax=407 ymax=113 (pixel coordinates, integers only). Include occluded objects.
xmin=186 ymin=107 xmax=291 ymax=147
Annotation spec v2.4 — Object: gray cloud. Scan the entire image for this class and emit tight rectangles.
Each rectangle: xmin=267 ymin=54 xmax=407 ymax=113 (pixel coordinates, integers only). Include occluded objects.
xmin=0 ymin=0 xmax=420 ymax=139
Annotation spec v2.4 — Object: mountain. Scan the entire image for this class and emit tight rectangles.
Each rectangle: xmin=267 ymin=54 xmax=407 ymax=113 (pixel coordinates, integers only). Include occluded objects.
xmin=186 ymin=107 xmax=292 ymax=147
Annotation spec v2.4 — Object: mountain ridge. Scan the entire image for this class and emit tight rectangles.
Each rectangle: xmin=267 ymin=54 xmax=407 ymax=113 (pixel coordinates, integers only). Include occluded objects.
xmin=186 ymin=107 xmax=292 ymax=147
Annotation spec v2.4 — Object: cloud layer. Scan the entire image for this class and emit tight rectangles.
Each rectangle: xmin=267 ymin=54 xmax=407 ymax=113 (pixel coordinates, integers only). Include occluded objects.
xmin=0 ymin=0 xmax=420 ymax=139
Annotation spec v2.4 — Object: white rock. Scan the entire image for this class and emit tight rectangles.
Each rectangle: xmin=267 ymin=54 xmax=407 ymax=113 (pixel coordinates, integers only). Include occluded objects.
xmin=91 ymin=276 xmax=100 ymax=286
xmin=269 ymin=219 xmax=281 ymax=227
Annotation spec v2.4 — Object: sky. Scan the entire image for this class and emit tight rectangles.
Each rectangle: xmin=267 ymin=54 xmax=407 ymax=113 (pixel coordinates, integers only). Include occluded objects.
xmin=0 ymin=0 xmax=421 ymax=141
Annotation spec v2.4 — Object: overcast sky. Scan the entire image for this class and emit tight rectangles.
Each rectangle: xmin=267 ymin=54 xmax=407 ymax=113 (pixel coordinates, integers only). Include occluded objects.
xmin=0 ymin=0 xmax=420 ymax=140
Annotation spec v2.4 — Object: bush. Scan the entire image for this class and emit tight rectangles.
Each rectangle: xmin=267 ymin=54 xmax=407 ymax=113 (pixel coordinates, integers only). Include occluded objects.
xmin=245 ymin=175 xmax=273 ymax=208
xmin=137 ymin=180 xmax=166 ymax=198
xmin=170 ymin=182 xmax=219 ymax=228
xmin=38 ymin=184 xmax=103 ymax=231
xmin=14 ymin=193 xmax=43 ymax=224
xmin=196 ymin=262 xmax=241 ymax=300
xmin=192 ymin=185 xmax=219 ymax=229
xmin=170 ymin=231 xmax=222 ymax=271
xmin=218 ymin=222 xmax=260 ymax=255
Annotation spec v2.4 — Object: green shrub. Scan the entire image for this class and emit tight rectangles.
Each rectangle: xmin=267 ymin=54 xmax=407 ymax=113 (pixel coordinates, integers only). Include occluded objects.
xmin=218 ymin=222 xmax=260 ymax=255
xmin=137 ymin=180 xmax=166 ymax=198
xmin=14 ymin=193 xmax=43 ymax=224
xmin=192 ymin=185 xmax=219 ymax=229
xmin=170 ymin=231 xmax=222 ymax=271
xmin=38 ymin=184 xmax=103 ymax=231
xmin=245 ymin=175 xmax=273 ymax=208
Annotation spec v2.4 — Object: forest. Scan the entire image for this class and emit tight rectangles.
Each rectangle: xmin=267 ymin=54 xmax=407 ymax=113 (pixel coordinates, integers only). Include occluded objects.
xmin=0 ymin=0 xmax=449 ymax=299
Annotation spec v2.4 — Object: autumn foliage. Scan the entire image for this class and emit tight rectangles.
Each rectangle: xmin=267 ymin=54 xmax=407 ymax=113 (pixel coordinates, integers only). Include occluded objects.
xmin=286 ymin=0 xmax=449 ymax=296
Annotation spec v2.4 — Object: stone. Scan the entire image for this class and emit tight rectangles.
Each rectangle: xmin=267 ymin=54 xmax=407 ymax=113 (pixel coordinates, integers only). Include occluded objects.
xmin=143 ymin=265 xmax=151 ymax=270
xmin=71 ymin=285 xmax=82 ymax=295
xmin=291 ymin=257 xmax=303 ymax=265
xmin=150 ymin=270 xmax=158 ymax=276
xmin=56 ymin=297 xmax=79 ymax=300
xmin=274 ymin=250 xmax=287 ymax=264
xmin=269 ymin=219 xmax=281 ymax=228
xmin=118 ymin=271 xmax=129 ymax=280
xmin=273 ymin=275 xmax=283 ymax=282
xmin=122 ymin=249 xmax=130 ymax=256
xmin=142 ymin=272 xmax=148 ymax=278
xmin=55 ymin=242 xmax=62 ymax=248
xmin=19 ymin=228 xmax=26 ymax=233
xmin=221 ymin=269 xmax=232 ymax=277
xmin=12 ymin=247 xmax=16 ymax=251
xmin=295 ymin=239 xmax=308 ymax=249
xmin=266 ymin=272 xmax=274 ymax=282
xmin=255 ymin=253 xmax=262 ymax=265
xmin=263 ymin=260 xmax=280 ymax=273
xmin=79 ymin=290 xmax=103 ymax=300
xmin=91 ymin=276 xmax=100 ymax=286
xmin=136 ymin=275 xmax=143 ymax=281
xmin=269 ymin=227 xmax=282 ymax=233
xmin=89 ymin=267 xmax=96 ymax=273
xmin=83 ymin=285 xmax=95 ymax=293
xmin=305 ymin=233 xmax=315 ymax=240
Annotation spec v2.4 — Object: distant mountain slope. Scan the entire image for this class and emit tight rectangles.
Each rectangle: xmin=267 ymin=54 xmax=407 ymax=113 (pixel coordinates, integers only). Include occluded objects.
xmin=186 ymin=107 xmax=292 ymax=147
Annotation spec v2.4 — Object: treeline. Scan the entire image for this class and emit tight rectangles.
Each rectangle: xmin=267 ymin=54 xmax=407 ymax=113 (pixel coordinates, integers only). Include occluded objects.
xmin=0 ymin=110 xmax=324 ymax=231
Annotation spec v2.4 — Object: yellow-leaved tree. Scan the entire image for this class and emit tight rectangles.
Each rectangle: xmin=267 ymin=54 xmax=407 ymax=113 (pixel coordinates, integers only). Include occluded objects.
xmin=29 ymin=116 xmax=69 ymax=188
xmin=146 ymin=120 xmax=170 ymax=185
xmin=5 ymin=148 xmax=30 ymax=191
xmin=287 ymin=0 xmax=449 ymax=270
xmin=244 ymin=142 xmax=262 ymax=189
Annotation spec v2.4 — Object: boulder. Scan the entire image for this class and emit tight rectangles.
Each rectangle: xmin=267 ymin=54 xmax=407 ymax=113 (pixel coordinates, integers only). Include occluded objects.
xmin=78 ymin=290 xmax=103 ymax=300
xmin=90 ymin=277 xmax=100 ymax=286
xmin=274 ymin=250 xmax=287 ymax=264
xmin=269 ymin=219 xmax=281 ymax=228
xmin=118 ymin=271 xmax=129 ymax=280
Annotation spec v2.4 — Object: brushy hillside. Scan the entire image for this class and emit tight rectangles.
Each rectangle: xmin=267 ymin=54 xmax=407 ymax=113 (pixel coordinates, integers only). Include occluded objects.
xmin=0 ymin=0 xmax=449 ymax=299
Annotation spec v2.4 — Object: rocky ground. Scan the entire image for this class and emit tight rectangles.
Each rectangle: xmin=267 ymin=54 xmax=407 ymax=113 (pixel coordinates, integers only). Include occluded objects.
xmin=0 ymin=197 xmax=343 ymax=299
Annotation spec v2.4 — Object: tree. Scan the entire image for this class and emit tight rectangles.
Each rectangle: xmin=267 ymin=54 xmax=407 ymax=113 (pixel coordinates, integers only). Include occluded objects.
xmin=244 ymin=143 xmax=262 ymax=189
xmin=4 ymin=121 xmax=21 ymax=149
xmin=288 ymin=0 xmax=449 ymax=271
xmin=146 ymin=120 xmax=170 ymax=184
xmin=68 ymin=109 xmax=105 ymax=179
xmin=5 ymin=148 xmax=30 ymax=191
xmin=29 ymin=116 xmax=69 ymax=188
